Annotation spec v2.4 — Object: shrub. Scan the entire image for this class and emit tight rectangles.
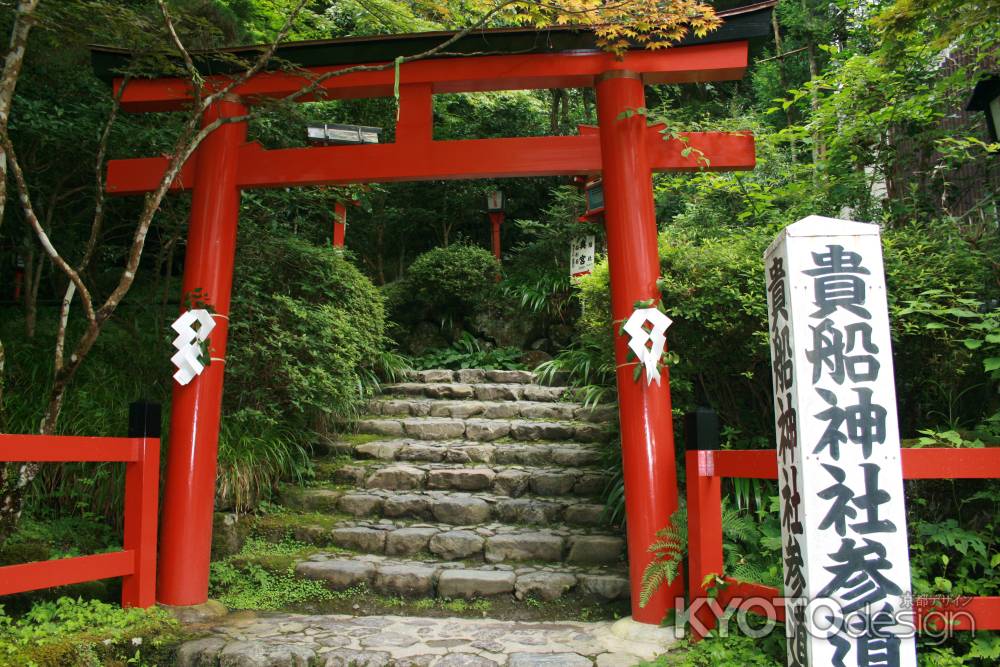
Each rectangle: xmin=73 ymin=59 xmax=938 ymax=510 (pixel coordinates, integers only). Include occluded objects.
xmin=405 ymin=243 xmax=499 ymax=318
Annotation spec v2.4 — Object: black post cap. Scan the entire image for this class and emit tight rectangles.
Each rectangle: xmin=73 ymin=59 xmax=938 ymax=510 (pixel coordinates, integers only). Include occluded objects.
xmin=684 ymin=407 xmax=719 ymax=452
xmin=129 ymin=401 xmax=162 ymax=438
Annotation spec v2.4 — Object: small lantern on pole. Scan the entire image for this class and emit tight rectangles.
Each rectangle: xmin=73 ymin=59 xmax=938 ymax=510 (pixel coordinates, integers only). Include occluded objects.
xmin=487 ymin=190 xmax=505 ymax=261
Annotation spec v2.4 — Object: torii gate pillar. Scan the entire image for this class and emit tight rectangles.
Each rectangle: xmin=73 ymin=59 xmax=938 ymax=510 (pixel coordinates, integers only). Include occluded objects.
xmin=596 ymin=71 xmax=682 ymax=623
xmin=158 ymin=98 xmax=247 ymax=606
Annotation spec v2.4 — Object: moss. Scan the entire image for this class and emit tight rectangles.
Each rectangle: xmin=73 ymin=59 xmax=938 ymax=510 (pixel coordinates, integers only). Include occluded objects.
xmin=336 ymin=433 xmax=386 ymax=446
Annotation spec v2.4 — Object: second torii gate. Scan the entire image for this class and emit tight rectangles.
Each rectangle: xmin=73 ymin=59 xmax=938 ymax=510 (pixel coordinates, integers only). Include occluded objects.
xmin=94 ymin=14 xmax=765 ymax=625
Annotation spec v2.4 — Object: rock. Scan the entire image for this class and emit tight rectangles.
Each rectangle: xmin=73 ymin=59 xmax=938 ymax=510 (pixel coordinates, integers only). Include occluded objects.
xmin=429 ymin=530 xmax=485 ymax=559
xmin=399 ymin=443 xmax=447 ymax=463
xmin=394 ymin=656 xmax=437 ymax=667
xmin=433 ymin=496 xmax=491 ymax=524
xmin=219 ymin=641 xmax=314 ymax=667
xmin=373 ymin=563 xmax=436 ymax=596
xmin=574 ymin=423 xmax=607 ymax=443
xmin=159 ymin=599 xmax=228 ymax=624
xmin=485 ymin=532 xmax=563 ymax=563
xmin=579 ymin=574 xmax=631 ymax=600
xmin=212 ymin=512 xmax=249 ymax=559
xmin=366 ymin=465 xmax=426 ymax=491
xmin=355 ymin=440 xmax=404 ymax=461
xmin=322 ymin=648 xmax=392 ymax=667
xmin=464 ymin=419 xmax=511 ymax=441
xmin=475 ymin=384 xmax=521 ymax=401
xmin=357 ymin=419 xmax=405 ymax=436
xmin=519 ymin=403 xmax=574 ymax=420
xmin=338 ymin=494 xmax=384 ymax=517
xmin=283 ymin=488 xmax=343 ymax=512
xmin=383 ymin=494 xmax=433 ymax=520
xmin=520 ymin=386 xmax=565 ymax=402
xmin=417 ymin=369 xmax=454 ymax=383
xmin=425 ymin=384 xmax=476 ymax=400
xmin=566 ymin=535 xmax=624 ymax=565
xmin=330 ymin=526 xmax=388 ymax=553
xmin=456 ymin=369 xmax=486 ymax=383
xmin=563 ymin=504 xmax=607 ymax=527
xmin=514 ymin=571 xmax=577 ymax=601
xmin=427 ymin=467 xmax=496 ymax=491
xmin=445 ymin=401 xmax=488 ymax=418
xmin=404 ymin=418 xmax=467 ymax=440
xmin=576 ymin=404 xmax=618 ymax=422
xmin=550 ymin=447 xmax=601 ymax=467
xmin=510 ymin=421 xmax=575 ymax=441
xmin=529 ymin=471 xmax=577 ymax=496
xmin=333 ymin=465 xmax=368 ymax=486
xmin=509 ymin=653 xmax=591 ymax=667
xmin=296 ymin=560 xmax=375 ymax=588
xmin=573 ymin=474 xmax=605 ymax=497
xmin=437 ymin=569 xmax=515 ymax=598
xmin=495 ymin=498 xmax=562 ymax=525
xmin=481 ymin=403 xmax=521 ymax=419
xmin=175 ymin=637 xmax=226 ymax=667
xmin=385 ymin=526 xmax=439 ymax=556
xmin=436 ymin=654 xmax=501 ymax=667
xmin=375 ymin=399 xmax=415 ymax=416
xmin=493 ymin=469 xmax=531 ymax=497
xmin=292 ymin=523 xmax=329 ymax=544
xmin=485 ymin=370 xmax=534 ymax=384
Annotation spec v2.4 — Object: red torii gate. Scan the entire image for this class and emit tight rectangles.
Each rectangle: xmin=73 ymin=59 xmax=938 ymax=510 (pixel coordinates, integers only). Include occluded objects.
xmin=96 ymin=16 xmax=764 ymax=625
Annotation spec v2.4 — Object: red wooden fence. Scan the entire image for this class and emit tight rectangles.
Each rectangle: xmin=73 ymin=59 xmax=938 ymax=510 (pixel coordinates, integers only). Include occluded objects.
xmin=686 ymin=445 xmax=1000 ymax=638
xmin=0 ymin=433 xmax=160 ymax=607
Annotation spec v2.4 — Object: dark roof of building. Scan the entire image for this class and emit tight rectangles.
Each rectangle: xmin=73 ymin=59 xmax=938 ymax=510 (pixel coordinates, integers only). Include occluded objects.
xmin=90 ymin=1 xmax=775 ymax=83
xmin=967 ymin=75 xmax=999 ymax=111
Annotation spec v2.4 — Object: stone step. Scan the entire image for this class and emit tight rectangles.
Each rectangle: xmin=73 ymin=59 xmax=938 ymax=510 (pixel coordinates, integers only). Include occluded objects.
xmin=383 ymin=382 xmax=569 ymax=403
xmin=404 ymin=369 xmax=539 ymax=384
xmin=335 ymin=438 xmax=603 ymax=468
xmin=280 ymin=487 xmax=611 ymax=528
xmin=293 ymin=553 xmax=630 ymax=603
xmin=324 ymin=461 xmax=606 ymax=498
xmin=370 ymin=397 xmax=617 ymax=423
xmin=355 ymin=416 xmax=608 ymax=443
xmin=258 ymin=514 xmax=624 ymax=565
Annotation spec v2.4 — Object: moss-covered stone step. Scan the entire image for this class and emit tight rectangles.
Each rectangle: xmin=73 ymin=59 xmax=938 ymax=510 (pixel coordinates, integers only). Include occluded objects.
xmin=255 ymin=513 xmax=623 ymax=565
xmin=383 ymin=381 xmax=570 ymax=403
xmin=332 ymin=437 xmax=604 ymax=468
xmin=400 ymin=368 xmax=572 ymax=386
xmin=369 ymin=397 xmax=617 ymax=423
xmin=355 ymin=416 xmax=608 ymax=443
xmin=321 ymin=460 xmax=606 ymax=498
xmin=279 ymin=486 xmax=610 ymax=528
xmin=293 ymin=553 xmax=630 ymax=603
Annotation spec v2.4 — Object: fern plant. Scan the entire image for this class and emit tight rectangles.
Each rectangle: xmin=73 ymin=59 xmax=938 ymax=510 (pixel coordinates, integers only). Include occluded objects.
xmin=639 ymin=502 xmax=783 ymax=608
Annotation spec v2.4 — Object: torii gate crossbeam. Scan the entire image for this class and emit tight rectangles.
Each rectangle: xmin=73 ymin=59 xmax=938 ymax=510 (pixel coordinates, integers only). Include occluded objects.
xmin=97 ymin=27 xmax=760 ymax=625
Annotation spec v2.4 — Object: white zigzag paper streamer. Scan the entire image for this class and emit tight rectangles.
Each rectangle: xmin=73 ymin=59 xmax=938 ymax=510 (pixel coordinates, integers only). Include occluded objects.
xmin=170 ymin=309 xmax=216 ymax=386
xmin=623 ymin=307 xmax=672 ymax=386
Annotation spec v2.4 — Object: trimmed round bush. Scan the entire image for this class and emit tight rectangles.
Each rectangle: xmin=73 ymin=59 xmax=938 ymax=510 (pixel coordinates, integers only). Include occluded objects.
xmin=406 ymin=243 xmax=499 ymax=316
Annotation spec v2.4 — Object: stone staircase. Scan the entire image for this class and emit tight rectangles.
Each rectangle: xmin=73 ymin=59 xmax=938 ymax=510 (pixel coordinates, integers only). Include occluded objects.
xmin=276 ymin=368 xmax=629 ymax=607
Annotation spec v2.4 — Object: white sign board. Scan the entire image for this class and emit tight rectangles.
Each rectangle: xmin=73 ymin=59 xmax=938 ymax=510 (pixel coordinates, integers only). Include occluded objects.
xmin=764 ymin=216 xmax=916 ymax=667
xmin=570 ymin=235 xmax=595 ymax=277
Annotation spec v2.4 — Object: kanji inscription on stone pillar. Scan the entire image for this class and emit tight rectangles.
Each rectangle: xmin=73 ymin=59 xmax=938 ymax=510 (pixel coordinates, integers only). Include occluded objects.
xmin=764 ymin=216 xmax=916 ymax=667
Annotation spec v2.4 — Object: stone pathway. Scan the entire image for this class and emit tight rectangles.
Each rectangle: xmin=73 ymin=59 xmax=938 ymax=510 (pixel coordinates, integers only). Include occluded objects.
xmin=177 ymin=612 xmax=670 ymax=666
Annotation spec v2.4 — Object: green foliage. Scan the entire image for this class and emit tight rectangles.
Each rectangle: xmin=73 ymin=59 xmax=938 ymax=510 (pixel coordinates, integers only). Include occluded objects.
xmin=642 ymin=634 xmax=783 ymax=667
xmin=0 ymin=597 xmax=182 ymax=667
xmin=410 ymin=333 xmax=526 ymax=371
xmin=639 ymin=504 xmax=782 ymax=608
xmin=404 ymin=243 xmax=500 ymax=318
xmin=209 ymin=537 xmax=334 ymax=610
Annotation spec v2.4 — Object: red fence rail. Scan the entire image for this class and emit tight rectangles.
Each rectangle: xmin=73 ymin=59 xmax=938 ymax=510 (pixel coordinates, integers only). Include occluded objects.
xmin=0 ymin=433 xmax=160 ymax=607
xmin=686 ymin=445 xmax=1000 ymax=638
